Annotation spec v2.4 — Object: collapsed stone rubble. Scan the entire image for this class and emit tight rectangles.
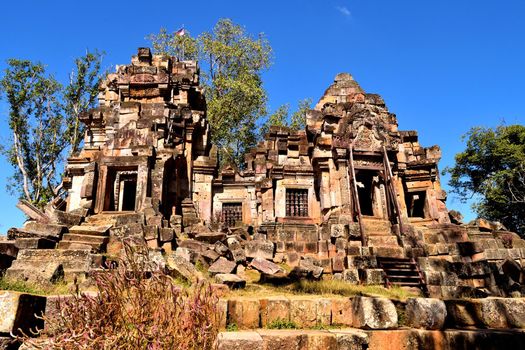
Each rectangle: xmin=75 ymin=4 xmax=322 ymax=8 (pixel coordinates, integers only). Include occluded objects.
xmin=0 ymin=48 xmax=524 ymax=300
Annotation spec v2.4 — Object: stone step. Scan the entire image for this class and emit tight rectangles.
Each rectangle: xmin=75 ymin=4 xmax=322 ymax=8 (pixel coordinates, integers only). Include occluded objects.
xmin=85 ymin=212 xmax=144 ymax=226
xmin=14 ymin=249 xmax=92 ymax=270
xmin=390 ymin=281 xmax=421 ymax=286
xmin=57 ymin=240 xmax=104 ymax=252
xmin=370 ymin=246 xmax=405 ymax=258
xmin=22 ymin=222 xmax=67 ymax=238
xmin=366 ymin=231 xmax=395 ymax=236
xmin=408 ymin=218 xmax=436 ymax=227
xmin=61 ymin=234 xmax=109 ymax=245
xmin=15 ymin=237 xmax=56 ymax=249
xmin=68 ymin=225 xmax=112 ymax=236
xmin=367 ymin=236 xmax=399 ymax=246
xmin=385 ymin=274 xmax=421 ymax=280
xmin=361 ymin=217 xmax=391 ymax=234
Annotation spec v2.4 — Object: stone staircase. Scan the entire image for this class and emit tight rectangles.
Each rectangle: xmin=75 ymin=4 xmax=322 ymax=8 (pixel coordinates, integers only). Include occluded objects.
xmin=377 ymin=257 xmax=427 ymax=292
xmin=5 ymin=248 xmax=96 ymax=284
xmin=57 ymin=212 xmax=144 ymax=252
xmin=361 ymin=216 xmax=404 ymax=258
xmin=9 ymin=222 xmax=67 ymax=250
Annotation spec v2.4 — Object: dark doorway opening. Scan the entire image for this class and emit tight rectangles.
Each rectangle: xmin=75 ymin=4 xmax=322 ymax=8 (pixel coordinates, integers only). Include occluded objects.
xmin=103 ymin=168 xmax=138 ymax=211
xmin=405 ymin=190 xmax=427 ymax=218
xmin=356 ymin=171 xmax=375 ymax=216
xmin=121 ymin=175 xmax=137 ymax=211
xmin=162 ymin=156 xmax=189 ymax=219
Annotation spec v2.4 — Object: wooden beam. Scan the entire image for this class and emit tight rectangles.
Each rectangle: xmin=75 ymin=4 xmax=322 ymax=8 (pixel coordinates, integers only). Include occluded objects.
xmin=349 ymin=144 xmax=367 ymax=246
xmin=382 ymin=146 xmax=404 ymax=241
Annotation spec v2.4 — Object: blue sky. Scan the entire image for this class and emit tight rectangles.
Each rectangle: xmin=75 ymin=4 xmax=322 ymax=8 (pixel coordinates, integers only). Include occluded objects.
xmin=0 ymin=0 xmax=524 ymax=231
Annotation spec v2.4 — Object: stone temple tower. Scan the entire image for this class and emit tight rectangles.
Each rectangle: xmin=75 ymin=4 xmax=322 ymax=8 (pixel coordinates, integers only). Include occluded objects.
xmin=4 ymin=48 xmax=524 ymax=300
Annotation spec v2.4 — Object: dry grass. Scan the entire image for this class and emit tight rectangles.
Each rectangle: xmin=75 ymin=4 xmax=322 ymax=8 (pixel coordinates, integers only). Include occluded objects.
xmin=289 ymin=279 xmax=421 ymax=300
xmin=227 ymin=279 xmax=420 ymax=300
xmin=17 ymin=243 xmax=220 ymax=350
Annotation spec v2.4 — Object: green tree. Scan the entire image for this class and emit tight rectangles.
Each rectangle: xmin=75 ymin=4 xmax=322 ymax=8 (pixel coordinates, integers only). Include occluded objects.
xmin=146 ymin=27 xmax=198 ymax=61
xmin=63 ymin=50 xmax=104 ymax=155
xmin=0 ymin=59 xmax=64 ymax=206
xmin=289 ymin=98 xmax=313 ymax=131
xmin=0 ymin=53 xmax=104 ymax=207
xmin=148 ymin=19 xmax=272 ymax=167
xmin=260 ymin=98 xmax=313 ymax=137
xmin=445 ymin=124 xmax=525 ymax=235
xmin=260 ymin=104 xmax=290 ymax=137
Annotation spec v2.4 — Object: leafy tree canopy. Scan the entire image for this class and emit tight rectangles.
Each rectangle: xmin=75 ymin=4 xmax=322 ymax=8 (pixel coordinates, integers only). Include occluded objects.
xmin=0 ymin=51 xmax=103 ymax=207
xmin=445 ymin=124 xmax=525 ymax=235
xmin=259 ymin=98 xmax=313 ymax=137
xmin=148 ymin=20 xmax=315 ymax=168
xmin=148 ymin=19 xmax=272 ymax=167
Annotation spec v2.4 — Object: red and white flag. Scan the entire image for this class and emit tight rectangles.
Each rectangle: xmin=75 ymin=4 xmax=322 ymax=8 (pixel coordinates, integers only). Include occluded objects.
xmin=175 ymin=28 xmax=185 ymax=36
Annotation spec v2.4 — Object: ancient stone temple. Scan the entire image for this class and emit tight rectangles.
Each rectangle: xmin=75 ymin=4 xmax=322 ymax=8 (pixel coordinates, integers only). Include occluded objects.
xmin=2 ymin=48 xmax=525 ymax=300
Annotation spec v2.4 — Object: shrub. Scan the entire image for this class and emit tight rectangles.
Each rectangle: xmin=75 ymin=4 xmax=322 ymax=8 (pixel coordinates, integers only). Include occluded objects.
xmin=19 ymin=242 xmax=219 ymax=350
xmin=266 ymin=319 xmax=297 ymax=329
xmin=225 ymin=323 xmax=238 ymax=332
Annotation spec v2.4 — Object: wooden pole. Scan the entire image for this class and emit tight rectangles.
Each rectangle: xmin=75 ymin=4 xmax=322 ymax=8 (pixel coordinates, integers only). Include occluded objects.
xmin=382 ymin=145 xmax=404 ymax=239
xmin=349 ymin=144 xmax=367 ymax=246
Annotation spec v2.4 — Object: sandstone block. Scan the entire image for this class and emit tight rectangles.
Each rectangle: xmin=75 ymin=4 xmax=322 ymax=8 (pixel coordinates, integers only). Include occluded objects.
xmin=477 ymin=298 xmax=525 ymax=328
xmin=361 ymin=268 xmax=384 ymax=285
xmin=331 ymin=223 xmax=348 ymax=239
xmin=317 ymin=298 xmax=332 ymax=325
xmin=290 ymin=298 xmax=317 ymax=328
xmin=332 ymin=256 xmax=345 ymax=273
xmin=217 ymin=299 xmax=228 ymax=329
xmin=23 ymin=222 xmax=66 ymax=239
xmin=159 ymin=227 xmax=175 ymax=242
xmin=331 ymin=298 xmax=353 ymax=326
xmin=342 ymin=269 xmax=360 ymax=284
xmin=214 ymin=241 xmax=229 ymax=256
xmin=194 ymin=230 xmax=226 ymax=244
xmin=143 ymin=225 xmax=158 ymax=240
xmin=208 ymin=257 xmax=236 ymax=275
xmin=257 ymin=329 xmax=303 ymax=349
xmin=250 ymin=257 xmax=283 ymax=276
xmin=245 ymin=240 xmax=274 ymax=260
xmin=289 ymin=259 xmax=323 ymax=280
xmin=296 ymin=230 xmax=318 ymax=242
xmin=260 ymin=296 xmax=290 ymax=327
xmin=215 ymin=274 xmax=246 ymax=289
xmin=0 ymin=292 xmax=46 ymax=335
xmin=405 ymin=298 xmax=446 ymax=329
xmin=227 ymin=298 xmax=260 ymax=329
xmin=330 ymin=329 xmax=369 ymax=350
xmin=165 ymin=253 xmax=201 ymax=283
xmin=217 ymin=331 xmax=263 ymax=350
xmin=304 ymin=330 xmax=337 ymax=349
xmin=352 ymin=296 xmax=398 ymax=329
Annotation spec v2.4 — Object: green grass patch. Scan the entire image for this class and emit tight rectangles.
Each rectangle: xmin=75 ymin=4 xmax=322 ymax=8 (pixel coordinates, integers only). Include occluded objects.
xmin=226 ymin=323 xmax=238 ymax=332
xmin=0 ymin=277 xmax=71 ymax=295
xmin=266 ymin=319 xmax=298 ymax=329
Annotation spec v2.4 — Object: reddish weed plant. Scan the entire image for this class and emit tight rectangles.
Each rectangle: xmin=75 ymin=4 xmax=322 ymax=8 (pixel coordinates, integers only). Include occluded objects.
xmin=21 ymin=243 xmax=219 ymax=350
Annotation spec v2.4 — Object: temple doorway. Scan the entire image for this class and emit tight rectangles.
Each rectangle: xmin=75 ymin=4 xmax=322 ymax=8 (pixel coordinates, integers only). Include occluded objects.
xmin=162 ymin=156 xmax=189 ymax=218
xmin=103 ymin=168 xmax=138 ymax=211
xmin=405 ymin=190 xmax=428 ymax=218
xmin=356 ymin=171 xmax=374 ymax=216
